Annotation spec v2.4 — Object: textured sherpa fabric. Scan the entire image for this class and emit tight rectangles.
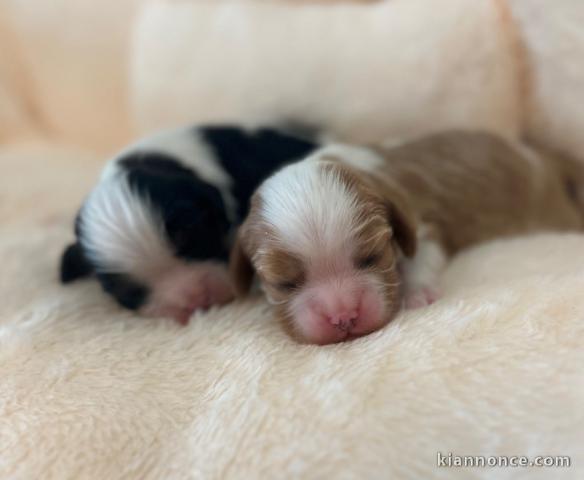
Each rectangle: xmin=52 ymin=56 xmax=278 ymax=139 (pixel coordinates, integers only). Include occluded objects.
xmin=1 ymin=147 xmax=584 ymax=480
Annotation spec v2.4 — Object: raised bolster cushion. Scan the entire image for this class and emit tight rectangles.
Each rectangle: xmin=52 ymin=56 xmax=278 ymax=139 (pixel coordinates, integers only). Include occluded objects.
xmin=130 ymin=0 xmax=521 ymax=143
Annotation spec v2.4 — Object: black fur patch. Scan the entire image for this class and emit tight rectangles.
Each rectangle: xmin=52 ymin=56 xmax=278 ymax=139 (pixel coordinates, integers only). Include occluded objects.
xmin=60 ymin=242 xmax=94 ymax=283
xmin=199 ymin=127 xmax=318 ymax=221
xmin=96 ymin=272 xmax=149 ymax=310
xmin=120 ymin=152 xmax=231 ymax=262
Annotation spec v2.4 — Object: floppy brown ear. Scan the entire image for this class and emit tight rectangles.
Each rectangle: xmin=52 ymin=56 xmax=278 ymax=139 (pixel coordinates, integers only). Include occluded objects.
xmin=364 ymin=172 xmax=418 ymax=257
xmin=229 ymin=230 xmax=255 ymax=296
xmin=386 ymin=192 xmax=417 ymax=257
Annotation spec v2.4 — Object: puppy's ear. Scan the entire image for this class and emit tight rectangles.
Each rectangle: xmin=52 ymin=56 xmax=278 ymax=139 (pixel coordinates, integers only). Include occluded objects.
xmin=386 ymin=191 xmax=417 ymax=257
xmin=229 ymin=229 xmax=255 ymax=296
xmin=60 ymin=242 xmax=93 ymax=283
xmin=365 ymin=172 xmax=417 ymax=257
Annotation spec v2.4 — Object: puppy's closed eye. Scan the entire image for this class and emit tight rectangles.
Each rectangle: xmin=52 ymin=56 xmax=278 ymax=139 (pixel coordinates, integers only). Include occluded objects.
xmin=258 ymin=249 xmax=305 ymax=296
xmin=275 ymin=280 xmax=303 ymax=292
xmin=355 ymin=253 xmax=381 ymax=270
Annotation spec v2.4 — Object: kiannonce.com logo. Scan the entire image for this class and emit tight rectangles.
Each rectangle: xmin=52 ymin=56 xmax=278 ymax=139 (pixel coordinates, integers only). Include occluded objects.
xmin=437 ymin=452 xmax=571 ymax=468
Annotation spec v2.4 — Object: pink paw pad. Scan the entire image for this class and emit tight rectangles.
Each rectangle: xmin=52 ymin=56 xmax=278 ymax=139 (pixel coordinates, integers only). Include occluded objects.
xmin=404 ymin=286 xmax=441 ymax=309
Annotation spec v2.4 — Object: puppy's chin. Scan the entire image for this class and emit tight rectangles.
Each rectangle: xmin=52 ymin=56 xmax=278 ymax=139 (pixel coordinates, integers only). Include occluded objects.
xmin=285 ymin=286 xmax=394 ymax=345
xmin=140 ymin=262 xmax=234 ymax=324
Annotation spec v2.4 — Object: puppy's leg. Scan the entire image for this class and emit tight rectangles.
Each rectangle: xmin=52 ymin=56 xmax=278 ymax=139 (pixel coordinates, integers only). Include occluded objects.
xmin=399 ymin=225 xmax=447 ymax=309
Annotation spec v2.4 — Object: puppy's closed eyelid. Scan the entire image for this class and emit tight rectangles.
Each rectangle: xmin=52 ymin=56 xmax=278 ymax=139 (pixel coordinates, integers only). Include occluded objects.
xmin=355 ymin=253 xmax=381 ymax=269
xmin=259 ymin=247 xmax=305 ymax=293
xmin=275 ymin=280 xmax=302 ymax=292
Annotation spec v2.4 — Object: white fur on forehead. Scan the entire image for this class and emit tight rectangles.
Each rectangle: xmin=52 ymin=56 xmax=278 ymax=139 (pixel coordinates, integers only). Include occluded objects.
xmin=81 ymin=174 xmax=174 ymax=277
xmin=260 ymin=160 xmax=362 ymax=257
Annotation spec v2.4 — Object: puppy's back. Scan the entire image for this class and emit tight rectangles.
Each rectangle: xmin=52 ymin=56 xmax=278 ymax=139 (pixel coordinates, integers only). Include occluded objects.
xmin=376 ymin=131 xmax=584 ymax=253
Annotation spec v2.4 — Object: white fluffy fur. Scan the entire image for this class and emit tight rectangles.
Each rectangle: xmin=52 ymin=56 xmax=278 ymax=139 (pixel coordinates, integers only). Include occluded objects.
xmin=81 ymin=173 xmax=173 ymax=279
xmin=260 ymin=159 xmax=361 ymax=258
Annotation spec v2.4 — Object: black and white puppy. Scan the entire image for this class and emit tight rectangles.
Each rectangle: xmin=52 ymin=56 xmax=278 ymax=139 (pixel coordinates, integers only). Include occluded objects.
xmin=60 ymin=125 xmax=318 ymax=323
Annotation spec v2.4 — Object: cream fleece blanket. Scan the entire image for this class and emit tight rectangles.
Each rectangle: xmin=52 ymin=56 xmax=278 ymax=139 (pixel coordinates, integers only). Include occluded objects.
xmin=1 ymin=1 xmax=584 ymax=479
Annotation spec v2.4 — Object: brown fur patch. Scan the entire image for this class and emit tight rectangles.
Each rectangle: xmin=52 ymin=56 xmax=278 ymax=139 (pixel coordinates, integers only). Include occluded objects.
xmin=372 ymin=131 xmax=584 ymax=254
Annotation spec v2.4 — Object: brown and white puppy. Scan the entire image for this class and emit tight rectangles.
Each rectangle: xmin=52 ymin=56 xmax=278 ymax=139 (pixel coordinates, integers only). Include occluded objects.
xmin=230 ymin=131 xmax=584 ymax=345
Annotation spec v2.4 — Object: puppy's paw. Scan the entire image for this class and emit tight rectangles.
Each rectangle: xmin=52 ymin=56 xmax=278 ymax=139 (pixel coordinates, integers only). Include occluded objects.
xmin=404 ymin=286 xmax=441 ymax=309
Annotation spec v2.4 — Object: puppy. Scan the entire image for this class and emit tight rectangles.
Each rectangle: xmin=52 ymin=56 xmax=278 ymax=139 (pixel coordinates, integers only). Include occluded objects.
xmin=60 ymin=125 xmax=318 ymax=323
xmin=230 ymin=131 xmax=584 ymax=344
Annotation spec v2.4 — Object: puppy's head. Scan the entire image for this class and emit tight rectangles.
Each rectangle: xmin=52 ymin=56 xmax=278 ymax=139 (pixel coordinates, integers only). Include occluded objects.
xmin=60 ymin=153 xmax=235 ymax=324
xmin=230 ymin=154 xmax=417 ymax=344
